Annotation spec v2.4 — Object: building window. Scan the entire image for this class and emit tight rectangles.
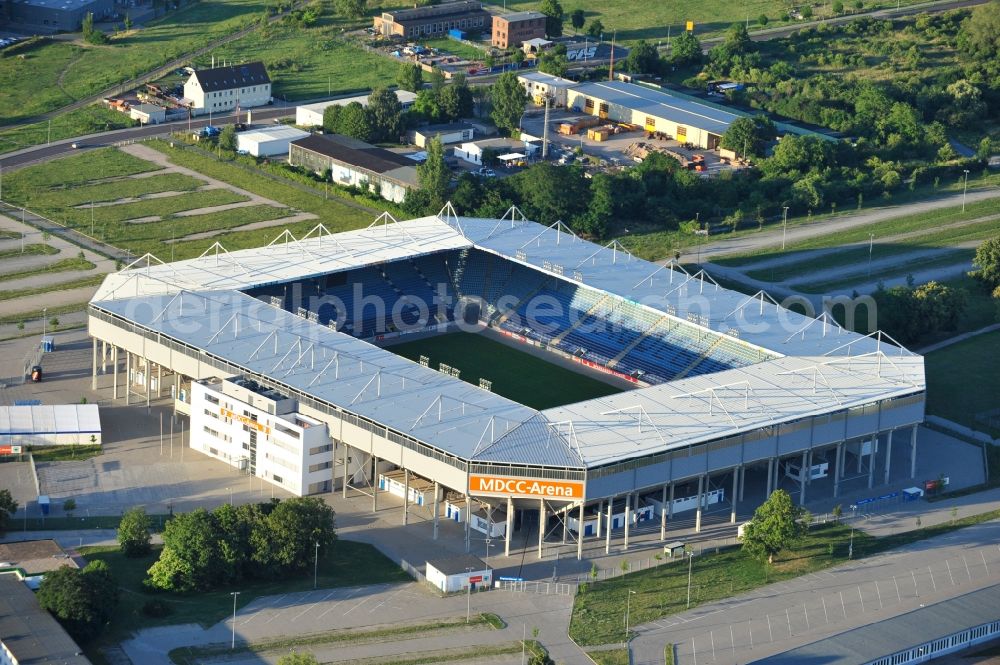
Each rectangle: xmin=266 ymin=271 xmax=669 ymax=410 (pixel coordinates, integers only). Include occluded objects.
xmin=205 ymin=393 xmax=219 ymax=405
xmin=273 ymin=474 xmax=283 ymax=484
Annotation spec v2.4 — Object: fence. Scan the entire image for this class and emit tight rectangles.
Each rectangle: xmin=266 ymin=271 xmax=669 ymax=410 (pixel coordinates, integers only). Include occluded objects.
xmin=498 ymin=579 xmax=575 ymax=596
xmin=666 ymin=542 xmax=1000 ymax=665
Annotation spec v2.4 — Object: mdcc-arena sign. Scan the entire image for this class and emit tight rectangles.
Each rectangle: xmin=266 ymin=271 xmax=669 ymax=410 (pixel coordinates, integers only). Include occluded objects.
xmin=469 ymin=474 xmax=584 ymax=499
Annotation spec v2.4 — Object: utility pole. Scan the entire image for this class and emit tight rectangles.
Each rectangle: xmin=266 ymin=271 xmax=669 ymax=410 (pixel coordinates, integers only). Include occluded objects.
xmin=313 ymin=541 xmax=319 ymax=589
xmin=867 ymin=233 xmax=874 ymax=278
xmin=91 ymin=200 xmax=95 ymax=237
xmin=465 ymin=567 xmax=474 ymax=623
xmin=230 ymin=591 xmax=241 ymax=649
xmin=542 ymin=95 xmax=551 ymax=159
xmin=962 ymin=169 xmax=970 ymax=212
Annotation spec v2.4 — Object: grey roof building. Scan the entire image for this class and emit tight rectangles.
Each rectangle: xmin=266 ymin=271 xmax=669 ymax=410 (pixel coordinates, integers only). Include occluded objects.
xmin=0 ymin=574 xmax=91 ymax=664
xmin=8 ymin=0 xmax=113 ymax=31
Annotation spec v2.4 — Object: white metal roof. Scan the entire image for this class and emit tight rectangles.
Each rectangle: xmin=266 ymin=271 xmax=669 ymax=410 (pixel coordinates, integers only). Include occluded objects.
xmin=236 ymin=125 xmax=310 ymax=144
xmin=90 ymin=212 xmax=924 ymax=469
xmin=0 ymin=405 xmax=101 ymax=435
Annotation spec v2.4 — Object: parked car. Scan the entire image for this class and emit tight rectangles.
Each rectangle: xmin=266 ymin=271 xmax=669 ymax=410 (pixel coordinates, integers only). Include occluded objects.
xmin=475 ymin=167 xmax=496 ymax=177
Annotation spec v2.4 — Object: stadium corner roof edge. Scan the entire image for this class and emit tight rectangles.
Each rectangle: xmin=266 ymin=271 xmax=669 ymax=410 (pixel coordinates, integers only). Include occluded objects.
xmin=88 ymin=211 xmax=924 ymax=470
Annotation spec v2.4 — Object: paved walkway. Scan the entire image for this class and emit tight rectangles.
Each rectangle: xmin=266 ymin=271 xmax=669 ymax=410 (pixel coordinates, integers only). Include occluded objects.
xmin=916 ymin=323 xmax=1000 ymax=354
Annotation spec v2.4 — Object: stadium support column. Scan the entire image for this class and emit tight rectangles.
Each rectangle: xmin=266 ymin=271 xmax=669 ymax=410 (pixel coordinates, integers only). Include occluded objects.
xmin=739 ymin=466 xmax=746 ymax=501
xmin=909 ymin=425 xmax=918 ymax=478
xmin=867 ymin=436 xmax=876 ymax=489
xmin=101 ymin=340 xmax=107 ymax=375
xmin=577 ymin=501 xmax=584 ymax=561
xmin=145 ymin=357 xmax=151 ymax=409
xmin=561 ymin=506 xmax=568 ymax=544
xmin=695 ymin=476 xmax=704 ymax=533
xmin=372 ymin=456 xmax=378 ymax=512
xmin=342 ymin=444 xmax=349 ymax=499
xmin=112 ymin=347 xmax=119 ymax=399
xmin=668 ymin=483 xmax=675 ymax=520
xmin=91 ymin=338 xmax=98 ymax=390
xmin=504 ymin=497 xmax=513 ymax=556
xmin=157 ymin=364 xmax=162 ymax=398
xmin=799 ymin=451 xmax=808 ymax=506
xmin=125 ymin=352 xmax=131 ymax=405
xmin=596 ymin=500 xmax=602 ymax=539
xmin=765 ymin=458 xmax=774 ymax=498
xmin=883 ymin=430 xmax=894 ymax=486
xmin=731 ymin=467 xmax=740 ymax=523
xmin=538 ymin=499 xmax=545 ymax=559
xmin=465 ymin=495 xmax=472 ymax=553
xmin=623 ymin=493 xmax=631 ymax=550
xmin=605 ymin=498 xmax=612 ymax=554
xmin=432 ymin=482 xmax=440 ymax=540
xmin=660 ymin=485 xmax=668 ymax=541
xmin=833 ymin=442 xmax=844 ymax=498
xmin=403 ymin=469 xmax=409 ymax=526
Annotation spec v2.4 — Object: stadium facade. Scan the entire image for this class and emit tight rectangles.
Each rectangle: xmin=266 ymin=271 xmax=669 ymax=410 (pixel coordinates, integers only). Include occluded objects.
xmin=87 ymin=210 xmax=925 ymax=559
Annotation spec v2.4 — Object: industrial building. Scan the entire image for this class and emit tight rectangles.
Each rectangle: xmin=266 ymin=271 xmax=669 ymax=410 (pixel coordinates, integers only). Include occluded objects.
xmin=517 ymin=71 xmax=578 ymax=107
xmin=288 ymin=134 xmax=419 ymax=203
xmin=0 ymin=404 xmax=101 ymax=448
xmin=183 ymin=62 xmax=271 ymax=117
xmin=6 ymin=0 xmax=111 ymax=31
xmin=373 ymin=0 xmax=489 ymax=39
xmin=410 ymin=122 xmax=475 ymax=148
xmin=236 ymin=125 xmax=310 ymax=157
xmin=87 ymin=212 xmax=925 ymax=562
xmin=129 ymin=103 xmax=166 ymax=125
xmin=0 ymin=574 xmax=91 ymax=665
xmin=492 ymin=10 xmax=546 ymax=48
xmin=295 ymin=90 xmax=417 ymax=128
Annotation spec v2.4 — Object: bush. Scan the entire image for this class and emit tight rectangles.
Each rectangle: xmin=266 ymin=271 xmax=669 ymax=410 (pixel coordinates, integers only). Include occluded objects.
xmin=142 ymin=599 xmax=172 ymax=617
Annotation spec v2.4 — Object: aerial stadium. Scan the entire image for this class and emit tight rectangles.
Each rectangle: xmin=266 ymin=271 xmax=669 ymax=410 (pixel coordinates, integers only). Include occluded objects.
xmin=86 ymin=207 xmax=926 ymax=560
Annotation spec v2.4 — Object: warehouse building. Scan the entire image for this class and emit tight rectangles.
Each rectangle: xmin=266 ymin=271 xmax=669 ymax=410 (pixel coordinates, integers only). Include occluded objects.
xmin=87 ymin=212 xmax=925 ymax=563
xmin=0 ymin=574 xmax=90 ymax=665
xmin=288 ymin=134 xmax=419 ymax=203
xmin=183 ymin=62 xmax=271 ymax=117
xmin=0 ymin=404 xmax=101 ymax=448
xmin=410 ymin=122 xmax=475 ymax=148
xmin=374 ymin=0 xmax=489 ymax=39
xmin=7 ymin=0 xmax=111 ymax=31
xmin=236 ymin=125 xmax=310 ymax=157
xmin=492 ymin=10 xmax=546 ymax=48
xmin=517 ymin=71 xmax=578 ymax=107
xmin=295 ymin=90 xmax=417 ymax=128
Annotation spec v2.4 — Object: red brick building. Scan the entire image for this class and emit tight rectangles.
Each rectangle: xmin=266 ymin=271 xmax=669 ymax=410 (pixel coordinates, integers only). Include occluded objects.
xmin=492 ymin=11 xmax=546 ymax=49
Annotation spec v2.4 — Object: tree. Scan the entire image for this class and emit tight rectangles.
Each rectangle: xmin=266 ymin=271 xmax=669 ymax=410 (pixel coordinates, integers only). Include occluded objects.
xmin=537 ymin=44 xmax=569 ymax=77
xmin=719 ymin=115 xmax=775 ymax=158
xmin=278 ymin=653 xmax=320 ymax=665
xmin=670 ymin=30 xmax=702 ymax=65
xmin=416 ymin=138 xmax=450 ymax=211
xmin=539 ymin=0 xmax=563 ymax=37
xmin=912 ymin=281 xmax=966 ymax=331
xmin=758 ymin=13 xmax=768 ymax=26
xmin=38 ymin=561 xmax=119 ymax=642
xmin=413 ymin=88 xmax=444 ymax=122
xmin=396 ymin=63 xmax=423 ymax=93
xmin=81 ymin=12 xmax=107 ymax=44
xmin=334 ymin=0 xmax=365 ymax=19
xmin=440 ymin=74 xmax=473 ymax=120
xmin=490 ymin=72 xmax=528 ymax=135
xmin=586 ymin=18 xmax=604 ymax=38
xmin=367 ymin=88 xmax=402 ymax=142
xmin=63 ymin=499 xmax=76 ymax=518
xmin=570 ymin=8 xmax=584 ymax=30
xmin=832 ymin=0 xmax=844 ymax=13
xmin=118 ymin=506 xmax=153 ymax=557
xmin=252 ymin=498 xmax=336 ymax=572
xmin=322 ymin=104 xmax=342 ymax=133
xmin=741 ymin=489 xmax=804 ymax=564
xmin=958 ymin=0 xmax=1000 ymax=61
xmin=123 ymin=13 xmax=132 ymax=31
xmin=146 ymin=509 xmax=220 ymax=592
xmin=0 ymin=489 xmax=17 ymax=535
xmin=337 ymin=102 xmax=374 ymax=142
xmin=801 ymin=5 xmax=813 ymax=18
xmin=219 ymin=124 xmax=237 ymax=152
xmin=624 ymin=40 xmax=660 ymax=75
xmin=969 ymin=237 xmax=1000 ymax=290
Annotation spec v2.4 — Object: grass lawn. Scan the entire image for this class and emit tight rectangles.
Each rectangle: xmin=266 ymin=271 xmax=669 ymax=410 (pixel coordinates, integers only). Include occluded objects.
xmin=571 ymin=509 xmax=1000 ymax=646
xmin=79 ymin=539 xmax=409 ymax=653
xmin=38 ymin=172 xmax=205 ymax=207
xmin=0 ymin=257 xmax=97 ymax=283
xmin=387 ymin=332 xmax=623 ymax=410
xmin=28 ymin=444 xmax=102 ymax=461
xmin=1 ymin=147 xmax=161 ymax=193
xmin=926 ymin=330 xmax=1000 ymax=435
xmin=0 ymin=0 xmax=268 ymax=125
xmin=0 ymin=244 xmax=59 ymax=260
xmin=63 ymin=189 xmax=248 ymax=225
xmin=588 ymin=649 xmax=630 ymax=665
xmin=202 ymin=20 xmax=399 ymax=102
xmin=0 ymin=105 xmax=139 ymax=155
xmin=0 ymin=229 xmax=23 ymax=239
xmin=421 ymin=37 xmax=487 ymax=62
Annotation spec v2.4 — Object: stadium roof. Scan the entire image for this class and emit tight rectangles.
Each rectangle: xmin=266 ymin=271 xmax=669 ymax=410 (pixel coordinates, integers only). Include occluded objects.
xmin=90 ymin=213 xmax=924 ymax=470
xmin=751 ymin=584 xmax=1000 ymax=664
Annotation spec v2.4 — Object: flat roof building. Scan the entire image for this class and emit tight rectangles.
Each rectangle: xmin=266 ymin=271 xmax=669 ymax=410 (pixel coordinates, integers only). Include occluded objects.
xmin=289 ymin=134 xmax=419 ymax=204
xmin=0 ymin=404 xmax=102 ymax=447
xmin=0 ymin=540 xmax=79 ymax=574
xmin=0 ymin=574 xmax=91 ymax=665
xmin=374 ymin=0 xmax=489 ymax=39
xmin=295 ymin=90 xmax=417 ymax=128
xmin=410 ymin=122 xmax=475 ymax=148
xmin=8 ymin=0 xmax=112 ymax=31
xmin=492 ymin=10 xmax=546 ymax=49
xmin=426 ymin=555 xmax=491 ymax=593
xmin=517 ymin=71 xmax=578 ymax=107
xmin=236 ymin=125 xmax=310 ymax=157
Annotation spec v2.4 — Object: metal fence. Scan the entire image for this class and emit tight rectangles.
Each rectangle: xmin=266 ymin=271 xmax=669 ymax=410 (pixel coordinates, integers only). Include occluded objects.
xmin=499 ymin=579 xmax=576 ymax=596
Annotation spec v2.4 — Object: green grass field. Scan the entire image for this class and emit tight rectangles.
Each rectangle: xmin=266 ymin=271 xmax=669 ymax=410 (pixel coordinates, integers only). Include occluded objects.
xmin=0 ymin=0 xmax=269 ymax=125
xmin=387 ymin=333 xmax=623 ymax=410
xmin=79 ymin=540 xmax=409 ymax=656
xmin=926 ymin=330 xmax=1000 ymax=435
xmin=0 ymin=105 xmax=139 ymax=155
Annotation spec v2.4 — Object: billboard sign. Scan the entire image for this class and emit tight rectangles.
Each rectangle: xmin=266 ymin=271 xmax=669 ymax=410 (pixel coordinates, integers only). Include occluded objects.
xmin=469 ymin=475 xmax=584 ymax=499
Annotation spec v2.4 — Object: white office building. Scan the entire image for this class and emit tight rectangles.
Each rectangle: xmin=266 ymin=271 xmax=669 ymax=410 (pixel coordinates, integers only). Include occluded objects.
xmin=183 ymin=62 xmax=272 ymax=117
xmin=190 ymin=377 xmax=333 ymax=496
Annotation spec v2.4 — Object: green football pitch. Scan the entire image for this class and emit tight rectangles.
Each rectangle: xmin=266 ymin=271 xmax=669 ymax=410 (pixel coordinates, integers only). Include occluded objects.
xmin=387 ymin=333 xmax=623 ymax=410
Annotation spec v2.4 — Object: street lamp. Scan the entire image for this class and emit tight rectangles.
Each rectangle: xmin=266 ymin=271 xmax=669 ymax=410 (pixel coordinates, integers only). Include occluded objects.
xmin=42 ymin=307 xmax=48 ymax=338
xmin=867 ymin=233 xmax=874 ymax=278
xmin=849 ymin=504 xmax=857 ymax=559
xmin=686 ymin=550 xmax=695 ymax=609
xmin=227 ymin=486 xmax=233 ymax=506
xmin=624 ymin=589 xmax=637 ymax=641
xmin=313 ymin=541 xmax=319 ymax=589
xmin=465 ymin=567 xmax=475 ymax=623
xmin=230 ymin=591 xmax=241 ymax=649
xmin=781 ymin=206 xmax=789 ymax=250
xmin=962 ymin=169 xmax=970 ymax=212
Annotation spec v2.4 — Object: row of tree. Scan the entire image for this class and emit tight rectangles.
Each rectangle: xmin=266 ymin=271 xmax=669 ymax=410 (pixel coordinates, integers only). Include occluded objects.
xmin=145 ymin=498 xmax=336 ymax=592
